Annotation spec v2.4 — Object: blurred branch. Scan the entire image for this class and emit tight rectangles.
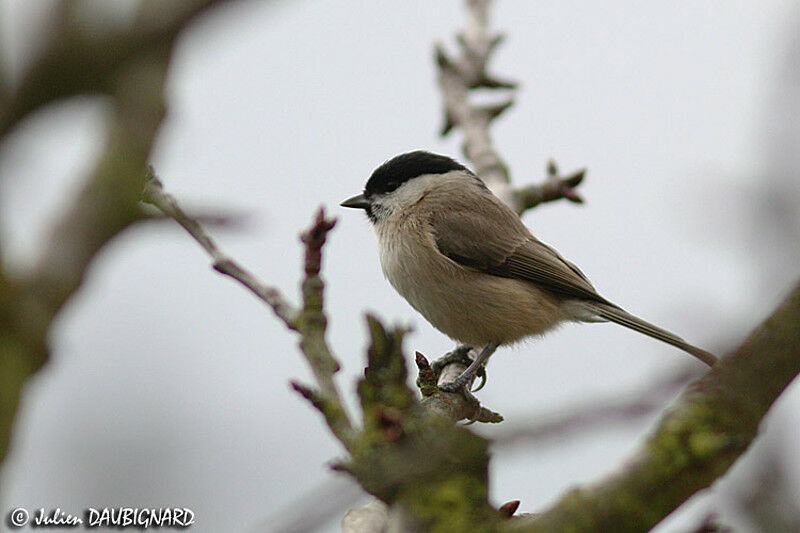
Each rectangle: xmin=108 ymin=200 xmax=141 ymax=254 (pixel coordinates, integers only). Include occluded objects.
xmin=507 ymin=280 xmax=800 ymax=533
xmin=0 ymin=48 xmax=168 ymax=470
xmin=256 ymin=478 xmax=368 ymax=533
xmin=255 ymin=364 xmax=697 ymax=532
xmin=25 ymin=57 xmax=165 ymax=319
xmin=0 ymin=0 xmax=242 ymax=471
xmin=436 ymin=0 xmax=584 ymax=213
xmin=686 ymin=514 xmax=732 ymax=533
xmin=491 ymin=364 xmax=699 ymax=448
xmin=140 ymin=202 xmax=254 ymax=230
xmin=0 ymin=0 xmax=234 ymax=138
xmin=731 ymin=441 xmax=800 ymax=533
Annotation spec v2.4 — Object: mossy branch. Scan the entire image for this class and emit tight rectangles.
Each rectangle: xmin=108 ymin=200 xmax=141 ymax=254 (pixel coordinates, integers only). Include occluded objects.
xmin=505 ymin=280 xmax=800 ymax=533
xmin=0 ymin=0 xmax=227 ymax=467
xmin=294 ymin=210 xmax=358 ymax=449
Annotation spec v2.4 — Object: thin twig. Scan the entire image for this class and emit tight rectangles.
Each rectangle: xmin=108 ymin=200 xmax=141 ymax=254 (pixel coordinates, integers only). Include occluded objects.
xmin=142 ymin=168 xmax=299 ymax=330
xmin=436 ymin=0 xmax=584 ymax=215
xmin=294 ymin=209 xmax=358 ymax=449
xmin=515 ymin=160 xmax=586 ymax=211
xmin=436 ymin=0 xmax=514 ymax=202
xmin=143 ymin=176 xmax=357 ymax=449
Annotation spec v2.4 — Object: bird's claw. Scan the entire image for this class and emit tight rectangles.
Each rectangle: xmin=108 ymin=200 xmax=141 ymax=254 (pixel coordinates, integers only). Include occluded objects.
xmin=472 ymin=366 xmax=487 ymax=392
xmin=431 ymin=346 xmax=488 ymax=392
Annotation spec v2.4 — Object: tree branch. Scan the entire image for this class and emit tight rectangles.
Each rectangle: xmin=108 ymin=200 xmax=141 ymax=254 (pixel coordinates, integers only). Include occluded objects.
xmin=490 ymin=364 xmax=699 ymax=448
xmin=293 ymin=209 xmax=358 ymax=448
xmin=145 ymin=175 xmax=508 ymax=529
xmin=0 ymin=0 xmax=235 ymax=138
xmin=0 ymin=0 xmax=242 ymax=471
xmin=0 ymin=49 xmax=169 ymax=468
xmin=416 ymin=352 xmax=503 ymax=423
xmin=143 ymin=175 xmax=358 ymax=450
xmin=142 ymin=170 xmax=298 ymax=330
xmin=506 ymin=280 xmax=800 ymax=533
xmin=436 ymin=0 xmax=584 ymax=214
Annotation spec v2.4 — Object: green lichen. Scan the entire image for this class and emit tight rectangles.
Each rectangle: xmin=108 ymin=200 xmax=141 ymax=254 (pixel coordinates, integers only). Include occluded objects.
xmin=403 ymin=474 xmax=498 ymax=533
xmin=688 ymin=432 xmax=730 ymax=459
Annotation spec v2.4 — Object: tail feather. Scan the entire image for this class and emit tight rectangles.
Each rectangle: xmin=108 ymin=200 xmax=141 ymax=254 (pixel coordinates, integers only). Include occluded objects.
xmin=592 ymin=303 xmax=717 ymax=367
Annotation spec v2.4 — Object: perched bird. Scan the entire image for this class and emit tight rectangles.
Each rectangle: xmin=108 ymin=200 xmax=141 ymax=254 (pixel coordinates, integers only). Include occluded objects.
xmin=341 ymin=151 xmax=716 ymax=391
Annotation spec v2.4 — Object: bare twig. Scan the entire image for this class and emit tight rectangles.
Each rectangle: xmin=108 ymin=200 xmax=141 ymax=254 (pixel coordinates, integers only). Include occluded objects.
xmin=142 ymin=169 xmax=298 ymax=330
xmin=436 ymin=0 xmax=514 ymax=201
xmin=293 ymin=209 xmax=357 ymax=448
xmin=143 ymin=174 xmax=358 ymax=449
xmin=436 ymin=0 xmax=584 ymax=214
xmin=516 ymin=160 xmax=586 ymax=211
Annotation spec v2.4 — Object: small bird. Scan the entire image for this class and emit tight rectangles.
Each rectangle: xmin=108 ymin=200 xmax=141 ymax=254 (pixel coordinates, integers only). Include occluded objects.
xmin=341 ymin=151 xmax=716 ymax=391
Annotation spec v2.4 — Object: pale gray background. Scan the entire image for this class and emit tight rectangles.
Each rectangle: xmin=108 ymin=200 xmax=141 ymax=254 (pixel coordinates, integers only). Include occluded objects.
xmin=1 ymin=1 xmax=799 ymax=532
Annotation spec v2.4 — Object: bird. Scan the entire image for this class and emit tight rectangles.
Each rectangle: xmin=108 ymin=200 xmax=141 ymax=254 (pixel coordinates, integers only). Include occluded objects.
xmin=340 ymin=151 xmax=716 ymax=392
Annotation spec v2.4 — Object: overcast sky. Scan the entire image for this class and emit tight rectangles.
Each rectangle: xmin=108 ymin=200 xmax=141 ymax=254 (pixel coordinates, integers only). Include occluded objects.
xmin=1 ymin=1 xmax=799 ymax=532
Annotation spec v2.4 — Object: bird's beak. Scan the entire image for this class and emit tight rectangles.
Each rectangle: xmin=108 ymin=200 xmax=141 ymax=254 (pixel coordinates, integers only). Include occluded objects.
xmin=340 ymin=193 xmax=370 ymax=210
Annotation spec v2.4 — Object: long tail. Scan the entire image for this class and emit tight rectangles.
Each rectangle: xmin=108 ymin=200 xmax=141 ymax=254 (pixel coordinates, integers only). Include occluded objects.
xmin=591 ymin=303 xmax=717 ymax=367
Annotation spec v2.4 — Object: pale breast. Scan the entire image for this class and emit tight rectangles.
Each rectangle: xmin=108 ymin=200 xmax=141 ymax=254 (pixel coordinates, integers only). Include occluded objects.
xmin=375 ymin=210 xmax=565 ymax=346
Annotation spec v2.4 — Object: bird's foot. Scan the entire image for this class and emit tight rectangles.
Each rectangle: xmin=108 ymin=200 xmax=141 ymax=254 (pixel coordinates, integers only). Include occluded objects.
xmin=438 ymin=373 xmax=472 ymax=393
xmin=431 ymin=346 xmax=487 ymax=392
xmin=416 ymin=350 xmax=504 ymax=424
xmin=430 ymin=345 xmax=472 ymax=374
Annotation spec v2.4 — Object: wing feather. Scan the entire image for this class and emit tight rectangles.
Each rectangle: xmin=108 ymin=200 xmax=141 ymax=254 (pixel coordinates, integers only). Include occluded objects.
xmin=428 ymin=190 xmax=611 ymax=305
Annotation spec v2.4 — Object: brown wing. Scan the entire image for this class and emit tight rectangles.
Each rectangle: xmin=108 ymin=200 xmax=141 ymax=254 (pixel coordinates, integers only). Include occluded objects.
xmin=428 ymin=190 xmax=611 ymax=305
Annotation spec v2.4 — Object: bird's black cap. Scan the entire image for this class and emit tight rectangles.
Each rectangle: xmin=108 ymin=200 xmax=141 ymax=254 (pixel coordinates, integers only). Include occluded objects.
xmin=364 ymin=151 xmax=468 ymax=197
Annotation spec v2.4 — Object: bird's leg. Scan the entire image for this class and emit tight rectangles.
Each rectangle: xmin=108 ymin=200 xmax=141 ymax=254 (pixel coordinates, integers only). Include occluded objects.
xmin=439 ymin=342 xmax=499 ymax=393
